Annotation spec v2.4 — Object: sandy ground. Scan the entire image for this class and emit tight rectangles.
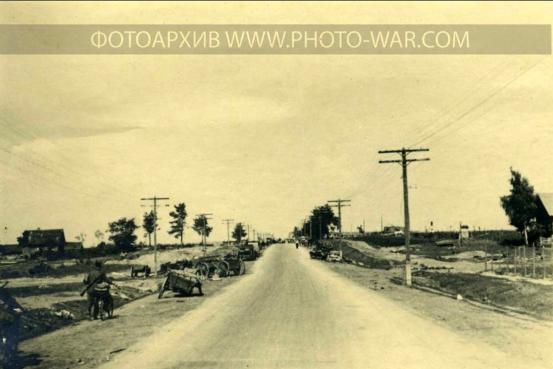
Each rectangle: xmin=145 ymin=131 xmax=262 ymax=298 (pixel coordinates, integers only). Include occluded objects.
xmin=106 ymin=246 xmax=212 ymax=269
xmin=91 ymin=244 xmax=551 ymax=369
xmin=18 ymin=259 xmax=254 ymax=369
xmin=346 ymin=240 xmax=487 ymax=273
xmin=7 ymin=247 xmax=213 ymax=311
xmin=347 ymin=240 xmax=553 ymax=285
xmin=324 ymin=260 xmax=553 ymax=365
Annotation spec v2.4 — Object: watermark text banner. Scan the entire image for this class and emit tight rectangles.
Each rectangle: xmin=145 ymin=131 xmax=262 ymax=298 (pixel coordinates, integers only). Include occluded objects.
xmin=0 ymin=25 xmax=550 ymax=54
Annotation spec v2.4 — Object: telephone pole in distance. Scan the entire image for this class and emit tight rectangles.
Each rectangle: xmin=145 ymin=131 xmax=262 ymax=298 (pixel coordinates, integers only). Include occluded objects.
xmin=141 ymin=196 xmax=170 ymax=277
xmin=328 ymin=199 xmax=351 ymax=237
xmin=222 ymin=218 xmax=234 ymax=245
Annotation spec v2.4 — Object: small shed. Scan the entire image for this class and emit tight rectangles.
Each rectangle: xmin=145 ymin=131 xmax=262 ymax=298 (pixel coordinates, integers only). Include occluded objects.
xmin=459 ymin=225 xmax=470 ymax=240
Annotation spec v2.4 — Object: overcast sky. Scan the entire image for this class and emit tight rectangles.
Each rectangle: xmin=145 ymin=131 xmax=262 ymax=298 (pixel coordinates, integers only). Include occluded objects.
xmin=1 ymin=2 xmax=553 ymax=245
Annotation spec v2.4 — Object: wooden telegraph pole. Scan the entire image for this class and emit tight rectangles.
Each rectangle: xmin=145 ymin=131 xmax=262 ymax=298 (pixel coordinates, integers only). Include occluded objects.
xmin=328 ymin=199 xmax=351 ymax=256
xmin=222 ymin=218 xmax=234 ymax=245
xmin=378 ymin=148 xmax=430 ymax=287
xmin=328 ymin=199 xmax=351 ymax=236
xmin=141 ymin=196 xmax=170 ymax=277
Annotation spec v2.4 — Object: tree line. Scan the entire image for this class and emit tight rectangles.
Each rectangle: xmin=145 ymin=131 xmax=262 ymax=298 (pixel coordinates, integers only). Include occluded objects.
xmin=83 ymin=202 xmax=214 ymax=252
xmin=292 ymin=204 xmax=339 ymax=242
xmin=92 ymin=203 xmax=259 ymax=252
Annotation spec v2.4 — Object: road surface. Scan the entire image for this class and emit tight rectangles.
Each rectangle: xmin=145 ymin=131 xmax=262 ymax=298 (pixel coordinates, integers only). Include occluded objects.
xmin=99 ymin=244 xmax=548 ymax=369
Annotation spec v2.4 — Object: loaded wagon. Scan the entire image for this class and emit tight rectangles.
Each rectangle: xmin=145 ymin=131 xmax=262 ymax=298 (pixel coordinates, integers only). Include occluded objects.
xmin=192 ymin=253 xmax=246 ymax=279
xmin=159 ymin=259 xmax=192 ymax=274
xmin=158 ymin=270 xmax=203 ymax=299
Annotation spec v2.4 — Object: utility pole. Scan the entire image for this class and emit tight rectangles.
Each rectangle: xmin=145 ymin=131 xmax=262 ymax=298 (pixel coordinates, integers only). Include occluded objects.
xmin=141 ymin=196 xmax=170 ymax=277
xmin=222 ymin=218 xmax=234 ymax=245
xmin=196 ymin=213 xmax=213 ymax=254
xmin=378 ymin=147 xmax=430 ymax=287
xmin=328 ymin=199 xmax=350 ymax=257
xmin=328 ymin=199 xmax=351 ymax=237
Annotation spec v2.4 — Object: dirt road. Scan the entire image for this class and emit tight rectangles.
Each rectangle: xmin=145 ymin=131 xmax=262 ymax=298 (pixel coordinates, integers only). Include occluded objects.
xmin=98 ymin=244 xmax=550 ymax=369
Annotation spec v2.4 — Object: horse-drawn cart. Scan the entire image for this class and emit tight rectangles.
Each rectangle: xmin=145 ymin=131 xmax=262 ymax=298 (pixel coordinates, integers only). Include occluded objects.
xmin=158 ymin=270 xmax=203 ymax=299
xmin=192 ymin=253 xmax=246 ymax=279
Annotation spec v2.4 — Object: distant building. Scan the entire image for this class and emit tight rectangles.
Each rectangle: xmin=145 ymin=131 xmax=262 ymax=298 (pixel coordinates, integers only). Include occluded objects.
xmin=20 ymin=229 xmax=66 ymax=257
xmin=536 ymin=193 xmax=553 ymax=245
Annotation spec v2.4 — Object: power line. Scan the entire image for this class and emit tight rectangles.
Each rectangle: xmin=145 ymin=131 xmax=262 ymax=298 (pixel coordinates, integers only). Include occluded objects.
xmin=344 ymin=58 xmax=543 ymax=203
xmin=411 ymin=58 xmax=544 ymax=147
xmin=0 ymin=116 xmax=130 ymax=198
xmin=378 ymin=147 xmax=430 ymax=287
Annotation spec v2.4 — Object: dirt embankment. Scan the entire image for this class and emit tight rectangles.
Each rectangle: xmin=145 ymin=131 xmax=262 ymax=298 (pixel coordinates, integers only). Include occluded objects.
xmin=322 ymin=239 xmax=553 ymax=321
xmin=321 ymin=239 xmax=398 ymax=269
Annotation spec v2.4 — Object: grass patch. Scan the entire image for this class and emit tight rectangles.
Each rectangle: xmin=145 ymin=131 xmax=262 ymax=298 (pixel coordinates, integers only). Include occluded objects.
xmin=413 ymin=271 xmax=553 ymax=320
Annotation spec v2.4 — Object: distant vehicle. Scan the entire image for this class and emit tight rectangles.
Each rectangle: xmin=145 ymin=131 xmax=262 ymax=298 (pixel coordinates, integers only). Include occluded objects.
xmin=326 ymin=250 xmax=343 ymax=263
xmin=248 ymin=241 xmax=260 ymax=249
xmin=435 ymin=240 xmax=456 ymax=247
xmin=238 ymin=243 xmax=260 ymax=261
xmin=382 ymin=226 xmax=404 ymax=237
xmin=309 ymin=245 xmax=331 ymax=260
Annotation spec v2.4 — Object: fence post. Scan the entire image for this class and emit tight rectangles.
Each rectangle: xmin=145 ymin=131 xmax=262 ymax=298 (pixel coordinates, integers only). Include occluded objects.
xmin=543 ymin=245 xmax=546 ymax=279
xmin=513 ymin=246 xmax=517 ymax=274
xmin=523 ymin=245 xmax=527 ymax=276
xmin=532 ymin=244 xmax=536 ymax=278
xmin=514 ymin=247 xmax=517 ymax=274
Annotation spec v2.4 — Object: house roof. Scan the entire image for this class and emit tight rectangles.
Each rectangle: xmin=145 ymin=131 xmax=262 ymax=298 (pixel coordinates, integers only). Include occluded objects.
xmin=537 ymin=193 xmax=553 ymax=216
xmin=26 ymin=229 xmax=66 ymax=247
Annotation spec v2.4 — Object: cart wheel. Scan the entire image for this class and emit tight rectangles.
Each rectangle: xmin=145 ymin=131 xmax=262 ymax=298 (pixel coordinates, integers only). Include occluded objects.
xmin=217 ymin=261 xmax=230 ymax=277
xmin=239 ymin=260 xmax=246 ymax=275
xmin=158 ymin=281 xmax=167 ymax=299
xmin=196 ymin=263 xmax=209 ymax=279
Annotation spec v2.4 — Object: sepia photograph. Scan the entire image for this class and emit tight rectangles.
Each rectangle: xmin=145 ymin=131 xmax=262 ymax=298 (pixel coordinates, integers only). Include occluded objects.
xmin=0 ymin=1 xmax=552 ymax=368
